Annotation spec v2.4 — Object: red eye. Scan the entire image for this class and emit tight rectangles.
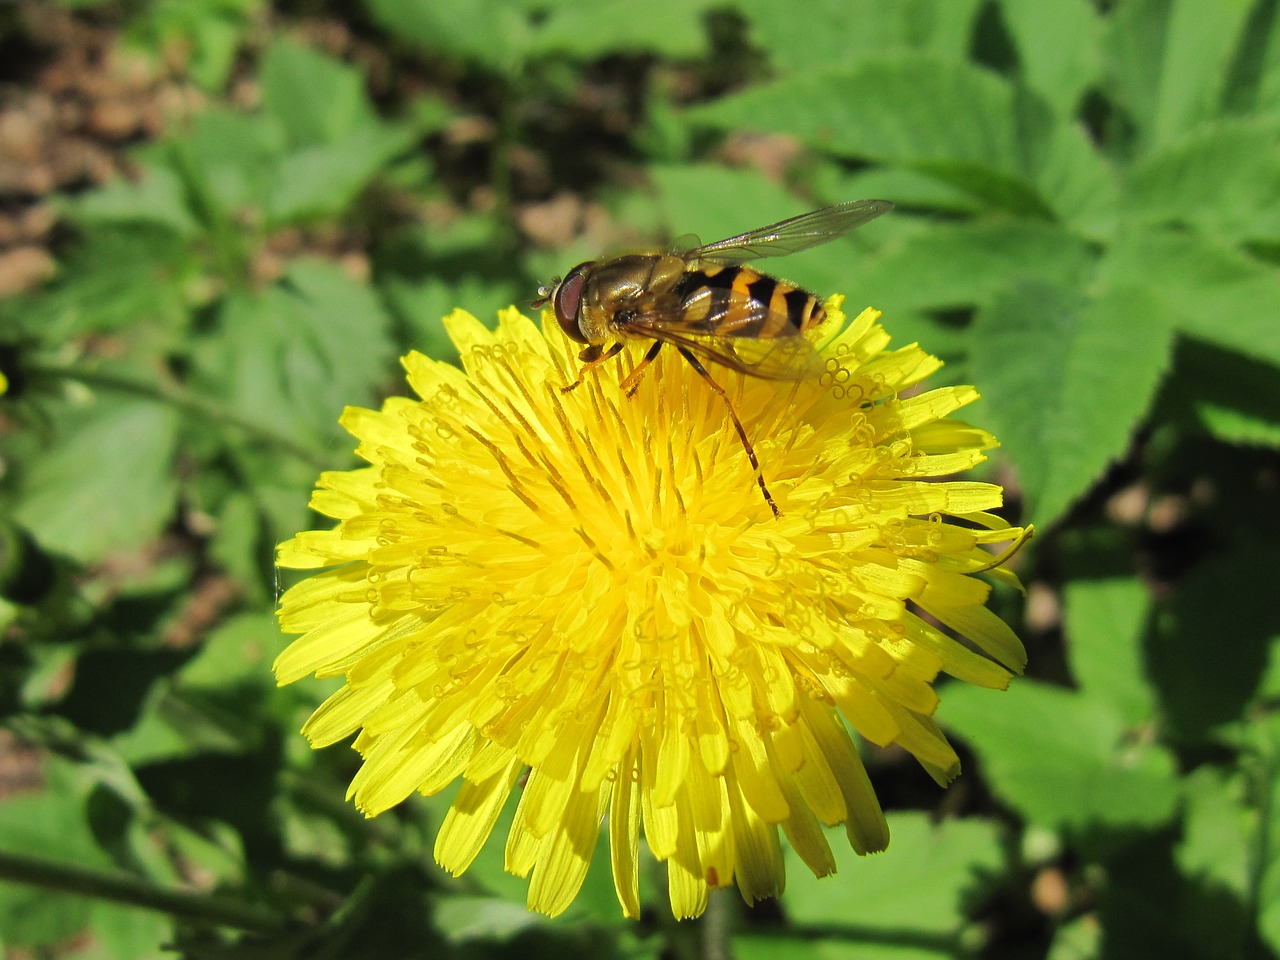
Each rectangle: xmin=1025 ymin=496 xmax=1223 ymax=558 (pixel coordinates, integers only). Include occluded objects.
xmin=553 ymin=265 xmax=589 ymax=344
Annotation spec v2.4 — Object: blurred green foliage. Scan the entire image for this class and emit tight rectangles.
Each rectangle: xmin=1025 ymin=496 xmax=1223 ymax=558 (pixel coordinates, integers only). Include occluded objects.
xmin=1 ymin=0 xmax=1279 ymax=957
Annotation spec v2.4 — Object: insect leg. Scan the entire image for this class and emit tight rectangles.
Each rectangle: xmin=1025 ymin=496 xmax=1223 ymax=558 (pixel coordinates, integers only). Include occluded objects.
xmin=562 ymin=341 xmax=624 ymax=393
xmin=620 ymin=340 xmax=663 ymax=397
xmin=676 ymin=346 xmax=781 ymax=519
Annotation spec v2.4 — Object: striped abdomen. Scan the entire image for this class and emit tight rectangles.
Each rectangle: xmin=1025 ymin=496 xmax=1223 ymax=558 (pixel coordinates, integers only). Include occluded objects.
xmin=672 ymin=264 xmax=825 ymax=337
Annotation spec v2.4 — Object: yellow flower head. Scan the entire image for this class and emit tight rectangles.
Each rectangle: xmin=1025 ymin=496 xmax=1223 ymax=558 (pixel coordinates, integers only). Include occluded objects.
xmin=274 ymin=300 xmax=1027 ymax=920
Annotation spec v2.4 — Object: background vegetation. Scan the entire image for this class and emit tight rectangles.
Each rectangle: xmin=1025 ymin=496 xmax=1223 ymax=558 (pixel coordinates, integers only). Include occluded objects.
xmin=1 ymin=0 xmax=1278 ymax=957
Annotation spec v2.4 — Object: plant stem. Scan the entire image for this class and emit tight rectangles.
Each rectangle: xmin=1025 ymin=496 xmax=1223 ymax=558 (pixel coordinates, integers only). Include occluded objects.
xmin=0 ymin=850 xmax=291 ymax=935
xmin=31 ymin=363 xmax=331 ymax=468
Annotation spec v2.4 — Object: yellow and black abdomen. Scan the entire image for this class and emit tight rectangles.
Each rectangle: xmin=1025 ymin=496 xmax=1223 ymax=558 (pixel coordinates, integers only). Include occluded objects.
xmin=673 ymin=264 xmax=825 ymax=338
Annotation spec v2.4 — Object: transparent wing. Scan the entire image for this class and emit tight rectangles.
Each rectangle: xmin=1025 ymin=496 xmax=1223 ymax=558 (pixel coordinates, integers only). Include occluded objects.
xmin=623 ymin=293 xmax=823 ymax=381
xmin=688 ymin=199 xmax=893 ymax=265
xmin=648 ymin=325 xmax=823 ymax=380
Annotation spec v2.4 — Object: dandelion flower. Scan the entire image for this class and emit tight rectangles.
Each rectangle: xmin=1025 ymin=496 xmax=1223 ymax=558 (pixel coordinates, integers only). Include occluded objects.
xmin=274 ymin=299 xmax=1027 ymax=920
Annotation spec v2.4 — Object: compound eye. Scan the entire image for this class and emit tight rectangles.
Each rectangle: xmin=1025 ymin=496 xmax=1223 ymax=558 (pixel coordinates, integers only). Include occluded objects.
xmin=552 ymin=264 xmax=590 ymax=344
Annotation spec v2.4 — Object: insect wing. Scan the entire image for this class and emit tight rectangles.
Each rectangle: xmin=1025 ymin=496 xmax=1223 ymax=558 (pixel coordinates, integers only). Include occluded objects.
xmin=689 ymin=199 xmax=893 ymax=265
xmin=650 ymin=324 xmax=823 ymax=380
xmin=627 ymin=299 xmax=824 ymax=381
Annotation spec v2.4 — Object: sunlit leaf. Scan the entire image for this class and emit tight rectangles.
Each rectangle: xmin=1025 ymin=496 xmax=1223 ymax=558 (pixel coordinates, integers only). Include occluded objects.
xmin=13 ymin=399 xmax=181 ymax=563
xmin=941 ymin=680 xmax=1180 ymax=831
xmin=971 ymin=279 xmax=1175 ymax=528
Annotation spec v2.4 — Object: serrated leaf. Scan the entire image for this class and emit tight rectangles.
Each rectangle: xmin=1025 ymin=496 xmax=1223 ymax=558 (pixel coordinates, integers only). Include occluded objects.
xmin=1062 ymin=578 xmax=1156 ymax=724
xmin=688 ymin=55 xmax=1023 ymax=186
xmin=1123 ymin=118 xmax=1280 ymax=241
xmin=735 ymin=0 xmax=983 ymax=73
xmin=265 ymin=123 xmax=415 ymax=225
xmin=996 ymin=0 xmax=1101 ymax=116
xmin=832 ymin=221 xmax=1096 ymax=315
xmin=1100 ymin=228 xmax=1280 ymax=370
xmin=60 ymin=163 xmax=200 ymax=237
xmin=687 ymin=54 xmax=1109 ymax=219
xmin=194 ymin=258 xmax=395 ymax=448
xmin=13 ymin=399 xmax=180 ymax=563
xmin=782 ymin=812 xmax=1003 ymax=934
xmin=971 ymin=279 xmax=1175 ymax=527
xmin=181 ymin=109 xmax=286 ymax=218
xmin=1103 ymin=0 xmax=1256 ymax=149
xmin=260 ymin=38 xmax=376 ymax=147
xmin=942 ymin=680 xmax=1180 ymax=830
xmin=23 ymin=224 xmax=195 ymax=339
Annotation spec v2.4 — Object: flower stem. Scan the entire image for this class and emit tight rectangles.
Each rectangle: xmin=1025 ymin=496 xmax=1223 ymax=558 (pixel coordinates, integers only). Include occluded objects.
xmin=0 ymin=849 xmax=290 ymax=934
xmin=30 ymin=363 xmax=330 ymax=468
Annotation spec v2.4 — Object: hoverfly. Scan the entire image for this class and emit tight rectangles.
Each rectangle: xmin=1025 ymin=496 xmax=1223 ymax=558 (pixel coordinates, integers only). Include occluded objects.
xmin=532 ymin=199 xmax=894 ymax=518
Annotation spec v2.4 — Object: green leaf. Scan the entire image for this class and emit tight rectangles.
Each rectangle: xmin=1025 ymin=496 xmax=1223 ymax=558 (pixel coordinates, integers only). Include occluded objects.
xmin=0 ymin=759 xmax=113 ymax=947
xmin=177 ymin=110 xmax=286 ymax=232
xmin=260 ymin=38 xmax=377 ymax=147
xmin=194 ymin=258 xmax=396 ymax=448
xmin=1098 ymin=829 xmax=1251 ymax=959
xmin=831 ymin=221 xmax=1096 ymax=315
xmin=13 ymin=399 xmax=181 ymax=564
xmin=781 ymin=812 xmax=1003 ymax=936
xmin=1102 ymin=0 xmax=1256 ymax=149
xmin=20 ymin=224 xmax=196 ymax=339
xmin=361 ymin=0 xmax=532 ymax=70
xmin=265 ymin=123 xmax=415 ymax=225
xmin=687 ymin=54 xmax=1110 ymax=219
xmin=647 ymin=164 xmax=829 ymax=249
xmin=434 ymin=896 xmax=545 ymax=942
xmin=1062 ymin=577 xmax=1156 ymax=724
xmin=384 ymin=276 xmax=518 ymax=368
xmin=114 ymin=614 xmax=276 ymax=765
xmin=1100 ymin=228 xmax=1280 ymax=369
xmin=688 ymin=55 xmax=1022 ymax=188
xmin=940 ymin=680 xmax=1180 ymax=831
xmin=123 ymin=0 xmax=260 ymax=93
xmin=67 ymin=903 xmax=171 ymax=960
xmin=1175 ymin=767 xmax=1252 ymax=900
xmin=996 ymin=0 xmax=1101 ymax=116
xmin=971 ymin=279 xmax=1175 ymax=527
xmin=1159 ymin=339 xmax=1280 ymax=449
xmin=1045 ymin=915 xmax=1101 ymax=960
xmin=735 ymin=0 xmax=983 ymax=73
xmin=814 ymin=164 xmax=987 ymax=215
xmin=59 ymin=163 xmax=200 ymax=237
xmin=1111 ymin=0 xmax=1259 ymax=147
xmin=528 ymin=0 xmax=712 ymax=59
xmin=1256 ymin=713 xmax=1280 ymax=952
xmin=1148 ymin=548 xmax=1280 ymax=741
xmin=1123 ymin=117 xmax=1280 ymax=241
xmin=736 ymin=934 xmax=948 ymax=960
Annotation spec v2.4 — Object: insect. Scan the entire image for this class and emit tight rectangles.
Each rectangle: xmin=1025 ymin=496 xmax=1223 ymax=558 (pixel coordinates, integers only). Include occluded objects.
xmin=532 ymin=199 xmax=894 ymax=518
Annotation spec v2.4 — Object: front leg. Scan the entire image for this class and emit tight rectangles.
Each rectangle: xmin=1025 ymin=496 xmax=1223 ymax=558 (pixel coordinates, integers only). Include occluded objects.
xmin=619 ymin=340 xmax=663 ymax=397
xmin=562 ymin=341 xmax=624 ymax=393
